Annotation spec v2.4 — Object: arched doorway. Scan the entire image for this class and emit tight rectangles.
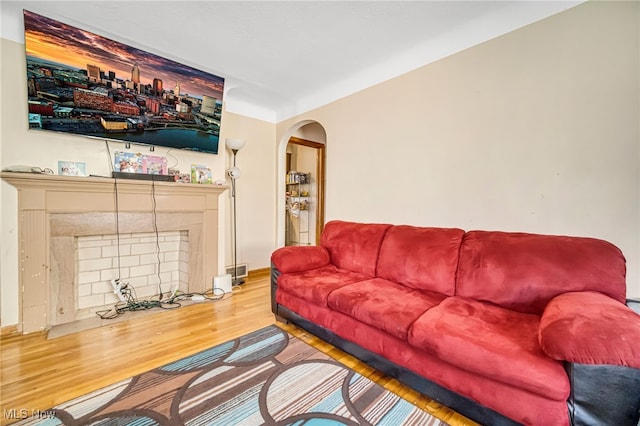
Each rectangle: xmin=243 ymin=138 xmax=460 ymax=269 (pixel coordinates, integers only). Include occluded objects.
xmin=285 ymin=137 xmax=325 ymax=246
xmin=277 ymin=121 xmax=326 ymax=247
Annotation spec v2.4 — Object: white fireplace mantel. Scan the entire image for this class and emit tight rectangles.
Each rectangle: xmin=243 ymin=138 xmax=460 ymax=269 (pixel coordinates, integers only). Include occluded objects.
xmin=1 ymin=172 xmax=228 ymax=333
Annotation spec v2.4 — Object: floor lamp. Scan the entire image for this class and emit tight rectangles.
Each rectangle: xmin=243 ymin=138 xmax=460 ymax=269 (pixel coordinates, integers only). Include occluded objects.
xmin=226 ymin=138 xmax=246 ymax=286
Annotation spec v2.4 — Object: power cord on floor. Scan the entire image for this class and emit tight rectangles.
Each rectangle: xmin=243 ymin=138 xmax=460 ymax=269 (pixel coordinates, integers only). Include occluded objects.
xmin=164 ymin=287 xmax=227 ymax=304
xmin=96 ymin=284 xmax=228 ymax=320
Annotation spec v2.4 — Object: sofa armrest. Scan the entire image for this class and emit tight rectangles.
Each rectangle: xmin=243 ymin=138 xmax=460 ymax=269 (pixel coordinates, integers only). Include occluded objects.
xmin=270 ymin=245 xmax=330 ymax=274
xmin=539 ymin=291 xmax=640 ymax=368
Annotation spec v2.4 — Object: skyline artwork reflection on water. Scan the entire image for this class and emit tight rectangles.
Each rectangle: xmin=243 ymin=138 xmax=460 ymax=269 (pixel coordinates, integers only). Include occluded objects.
xmin=90 ymin=128 xmax=219 ymax=154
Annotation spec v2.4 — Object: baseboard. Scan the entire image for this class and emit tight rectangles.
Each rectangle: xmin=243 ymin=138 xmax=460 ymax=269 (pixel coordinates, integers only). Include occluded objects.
xmin=0 ymin=324 xmax=19 ymax=338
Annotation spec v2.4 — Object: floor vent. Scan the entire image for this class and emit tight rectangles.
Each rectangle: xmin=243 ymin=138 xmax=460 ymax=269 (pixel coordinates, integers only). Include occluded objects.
xmin=226 ymin=263 xmax=248 ymax=278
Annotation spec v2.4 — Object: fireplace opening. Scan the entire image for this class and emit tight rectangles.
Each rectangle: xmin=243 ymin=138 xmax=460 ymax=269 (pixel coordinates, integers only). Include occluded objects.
xmin=73 ymin=231 xmax=189 ymax=320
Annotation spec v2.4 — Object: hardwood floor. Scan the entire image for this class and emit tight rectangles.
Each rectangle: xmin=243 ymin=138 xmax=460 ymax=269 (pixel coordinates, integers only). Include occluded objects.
xmin=0 ymin=272 xmax=478 ymax=426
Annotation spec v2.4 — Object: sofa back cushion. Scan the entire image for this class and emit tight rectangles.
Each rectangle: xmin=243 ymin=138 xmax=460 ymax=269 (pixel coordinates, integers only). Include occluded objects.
xmin=377 ymin=225 xmax=465 ymax=295
xmin=456 ymin=231 xmax=627 ymax=314
xmin=320 ymin=220 xmax=392 ymax=276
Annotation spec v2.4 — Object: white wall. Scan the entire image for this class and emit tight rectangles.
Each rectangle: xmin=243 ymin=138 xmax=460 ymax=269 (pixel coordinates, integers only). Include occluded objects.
xmin=219 ymin=111 xmax=276 ymax=274
xmin=278 ymin=1 xmax=640 ymax=298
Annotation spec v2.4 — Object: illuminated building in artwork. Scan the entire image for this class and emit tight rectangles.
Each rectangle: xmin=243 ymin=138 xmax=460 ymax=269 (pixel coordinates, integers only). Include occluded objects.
xmin=145 ymin=97 xmax=160 ymax=114
xmin=176 ymin=102 xmax=189 ymax=113
xmin=100 ymin=115 xmax=128 ymax=131
xmin=153 ymin=78 xmax=163 ymax=96
xmin=131 ymin=63 xmax=140 ymax=85
xmin=87 ymin=64 xmax=101 ymax=83
xmin=131 ymin=63 xmax=140 ymax=93
xmin=113 ymin=101 xmax=140 ymax=115
xmin=28 ymin=100 xmax=54 ymax=117
xmin=54 ymin=106 xmax=73 ymax=118
xmin=28 ymin=113 xmax=42 ymax=129
xmin=74 ymin=87 xmax=113 ymax=112
xmin=201 ymin=95 xmax=217 ymax=116
xmin=175 ymin=81 xmax=181 ymax=97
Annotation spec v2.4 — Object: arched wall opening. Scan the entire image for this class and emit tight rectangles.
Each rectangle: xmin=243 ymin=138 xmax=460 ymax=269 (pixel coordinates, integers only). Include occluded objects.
xmin=276 ymin=120 xmax=327 ymax=247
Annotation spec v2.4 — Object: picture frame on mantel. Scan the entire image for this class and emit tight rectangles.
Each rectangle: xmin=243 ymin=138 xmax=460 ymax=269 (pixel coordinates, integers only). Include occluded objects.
xmin=58 ymin=161 xmax=87 ymax=177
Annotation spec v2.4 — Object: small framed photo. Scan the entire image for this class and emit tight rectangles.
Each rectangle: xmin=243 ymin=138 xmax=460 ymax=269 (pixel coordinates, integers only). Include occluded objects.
xmin=142 ymin=154 xmax=168 ymax=175
xmin=58 ymin=161 xmax=87 ymax=176
xmin=114 ymin=151 xmax=143 ymax=173
xmin=176 ymin=173 xmax=191 ymax=183
xmin=191 ymin=164 xmax=212 ymax=184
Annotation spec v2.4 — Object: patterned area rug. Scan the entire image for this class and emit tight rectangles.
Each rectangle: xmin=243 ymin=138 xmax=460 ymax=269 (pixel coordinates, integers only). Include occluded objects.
xmin=16 ymin=325 xmax=448 ymax=425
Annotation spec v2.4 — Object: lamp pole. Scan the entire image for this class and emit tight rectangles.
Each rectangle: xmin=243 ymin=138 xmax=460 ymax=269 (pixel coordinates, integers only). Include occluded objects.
xmin=230 ymin=150 xmax=243 ymax=285
xmin=226 ymin=139 xmax=246 ymax=286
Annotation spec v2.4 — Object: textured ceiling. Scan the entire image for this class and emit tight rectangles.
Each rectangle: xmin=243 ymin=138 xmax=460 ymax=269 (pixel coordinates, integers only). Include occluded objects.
xmin=1 ymin=1 xmax=582 ymax=122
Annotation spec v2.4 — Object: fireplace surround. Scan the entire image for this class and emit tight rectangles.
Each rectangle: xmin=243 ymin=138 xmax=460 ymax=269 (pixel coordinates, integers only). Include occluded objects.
xmin=1 ymin=172 xmax=228 ymax=333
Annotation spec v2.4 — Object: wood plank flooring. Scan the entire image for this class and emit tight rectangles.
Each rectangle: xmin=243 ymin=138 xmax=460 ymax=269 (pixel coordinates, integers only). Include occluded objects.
xmin=0 ymin=272 xmax=478 ymax=426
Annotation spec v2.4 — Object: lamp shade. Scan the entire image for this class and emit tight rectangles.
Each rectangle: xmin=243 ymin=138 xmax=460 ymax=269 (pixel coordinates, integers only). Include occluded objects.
xmin=228 ymin=166 xmax=241 ymax=179
xmin=225 ymin=138 xmax=246 ymax=151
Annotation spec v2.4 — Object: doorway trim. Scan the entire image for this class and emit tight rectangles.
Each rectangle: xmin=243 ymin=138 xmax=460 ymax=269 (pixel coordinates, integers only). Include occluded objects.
xmin=287 ymin=136 xmax=325 ymax=245
xmin=276 ymin=120 xmax=326 ymax=248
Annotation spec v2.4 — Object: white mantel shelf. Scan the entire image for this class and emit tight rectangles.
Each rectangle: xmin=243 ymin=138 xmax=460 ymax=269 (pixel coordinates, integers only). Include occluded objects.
xmin=1 ymin=172 xmax=229 ymax=333
xmin=0 ymin=172 xmax=229 ymax=208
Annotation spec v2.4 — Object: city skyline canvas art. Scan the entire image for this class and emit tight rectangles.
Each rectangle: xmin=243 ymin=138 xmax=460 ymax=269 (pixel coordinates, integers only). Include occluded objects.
xmin=23 ymin=9 xmax=225 ymax=154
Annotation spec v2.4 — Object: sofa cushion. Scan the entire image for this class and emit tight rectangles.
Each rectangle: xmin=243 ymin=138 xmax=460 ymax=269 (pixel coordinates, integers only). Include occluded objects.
xmin=539 ymin=291 xmax=640 ymax=368
xmin=408 ymin=296 xmax=569 ymax=400
xmin=320 ymin=220 xmax=392 ymax=276
xmin=376 ymin=225 xmax=464 ymax=295
xmin=327 ymin=278 xmax=446 ymax=341
xmin=456 ymin=231 xmax=627 ymax=314
xmin=277 ymin=265 xmax=370 ymax=307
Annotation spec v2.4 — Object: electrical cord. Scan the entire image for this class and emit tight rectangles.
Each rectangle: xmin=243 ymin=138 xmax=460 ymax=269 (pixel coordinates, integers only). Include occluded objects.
xmin=165 ymin=148 xmax=179 ymax=170
xmin=96 ymin=286 xmax=179 ymax=320
xmin=105 ymin=141 xmax=123 ymax=281
xmin=96 ymin=288 xmax=227 ymax=320
xmin=150 ymin=177 xmax=164 ymax=299
xmin=165 ymin=287 xmax=227 ymax=304
xmin=97 ymin=141 xmax=229 ymax=321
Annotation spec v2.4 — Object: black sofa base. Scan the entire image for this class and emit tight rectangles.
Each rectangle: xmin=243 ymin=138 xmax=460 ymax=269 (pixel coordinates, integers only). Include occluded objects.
xmin=275 ymin=304 xmax=520 ymax=426
xmin=566 ymin=363 xmax=640 ymax=426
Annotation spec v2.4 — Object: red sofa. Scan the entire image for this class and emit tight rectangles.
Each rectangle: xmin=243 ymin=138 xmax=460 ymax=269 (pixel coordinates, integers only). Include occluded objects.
xmin=270 ymin=220 xmax=640 ymax=426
